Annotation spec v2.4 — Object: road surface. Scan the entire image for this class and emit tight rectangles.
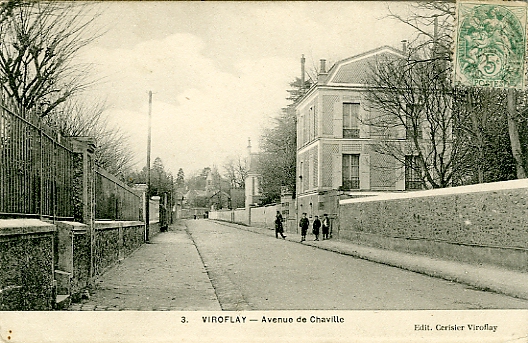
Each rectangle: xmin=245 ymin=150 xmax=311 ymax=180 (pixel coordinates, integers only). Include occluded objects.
xmin=186 ymin=219 xmax=528 ymax=310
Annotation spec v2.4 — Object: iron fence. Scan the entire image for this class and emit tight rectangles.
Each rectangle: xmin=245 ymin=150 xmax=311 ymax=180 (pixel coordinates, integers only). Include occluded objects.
xmin=1 ymin=98 xmax=140 ymax=222
xmin=95 ymin=168 xmax=141 ymax=221
xmin=0 ymin=100 xmax=74 ymax=220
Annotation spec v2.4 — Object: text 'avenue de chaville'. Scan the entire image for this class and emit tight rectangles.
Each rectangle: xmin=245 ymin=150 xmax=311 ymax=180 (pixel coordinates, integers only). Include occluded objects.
xmin=202 ymin=315 xmax=345 ymax=324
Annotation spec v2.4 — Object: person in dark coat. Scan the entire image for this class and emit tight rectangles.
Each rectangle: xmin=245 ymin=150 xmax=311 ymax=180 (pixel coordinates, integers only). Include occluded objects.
xmin=312 ymin=215 xmax=321 ymax=241
xmin=275 ymin=211 xmax=286 ymax=239
xmin=322 ymin=214 xmax=330 ymax=240
xmin=299 ymin=213 xmax=309 ymax=242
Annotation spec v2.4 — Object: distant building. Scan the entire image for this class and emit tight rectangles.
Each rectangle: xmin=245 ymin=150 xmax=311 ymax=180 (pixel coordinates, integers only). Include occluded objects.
xmin=184 ymin=189 xmax=209 ymax=208
xmin=295 ymin=45 xmax=425 ymax=219
xmin=244 ymin=138 xmax=262 ymax=208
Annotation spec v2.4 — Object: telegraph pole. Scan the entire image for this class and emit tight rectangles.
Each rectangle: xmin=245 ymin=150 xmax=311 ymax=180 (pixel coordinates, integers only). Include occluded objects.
xmin=145 ymin=91 xmax=152 ymax=242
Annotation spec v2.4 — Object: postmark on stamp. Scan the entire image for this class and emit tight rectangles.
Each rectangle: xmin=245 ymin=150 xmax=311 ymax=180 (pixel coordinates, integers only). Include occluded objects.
xmin=453 ymin=1 xmax=527 ymax=90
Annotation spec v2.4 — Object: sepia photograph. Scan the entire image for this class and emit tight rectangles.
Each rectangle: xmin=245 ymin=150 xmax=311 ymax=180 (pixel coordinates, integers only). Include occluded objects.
xmin=1 ymin=0 xmax=528 ymax=342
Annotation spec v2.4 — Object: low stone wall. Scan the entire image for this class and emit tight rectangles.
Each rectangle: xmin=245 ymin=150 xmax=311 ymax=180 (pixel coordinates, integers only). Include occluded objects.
xmin=55 ymin=221 xmax=90 ymax=299
xmin=0 ymin=219 xmax=150 ymax=310
xmin=122 ymin=222 xmax=146 ymax=256
xmin=250 ymin=204 xmax=280 ymax=228
xmin=233 ymin=208 xmax=248 ymax=224
xmin=94 ymin=222 xmax=120 ymax=276
xmin=0 ymin=219 xmax=55 ymax=310
xmin=209 ymin=208 xmax=248 ymax=225
xmin=339 ymin=179 xmax=528 ymax=272
xmin=93 ymin=221 xmax=145 ymax=276
xmin=209 ymin=209 xmax=232 ymax=222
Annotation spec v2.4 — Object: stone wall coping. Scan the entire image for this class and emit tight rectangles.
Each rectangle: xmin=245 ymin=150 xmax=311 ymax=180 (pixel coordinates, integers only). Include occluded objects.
xmin=0 ymin=219 xmax=55 ymax=236
xmin=120 ymin=221 xmax=144 ymax=227
xmin=56 ymin=221 xmax=88 ymax=233
xmin=94 ymin=221 xmax=144 ymax=230
xmin=340 ymin=179 xmax=528 ymax=205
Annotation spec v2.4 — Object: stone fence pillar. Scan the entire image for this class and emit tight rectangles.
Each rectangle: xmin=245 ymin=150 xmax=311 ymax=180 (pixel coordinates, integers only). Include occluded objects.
xmin=71 ymin=137 xmax=96 ymax=282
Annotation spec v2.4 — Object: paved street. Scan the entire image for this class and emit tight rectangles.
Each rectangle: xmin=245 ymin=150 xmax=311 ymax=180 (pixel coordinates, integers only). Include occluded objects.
xmin=186 ymin=220 xmax=528 ymax=310
xmin=71 ymin=219 xmax=528 ymax=311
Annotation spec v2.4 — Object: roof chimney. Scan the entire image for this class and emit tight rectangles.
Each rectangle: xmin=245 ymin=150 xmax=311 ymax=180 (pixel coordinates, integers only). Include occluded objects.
xmin=401 ymin=40 xmax=408 ymax=55
xmin=320 ymin=59 xmax=327 ymax=74
xmin=318 ymin=59 xmax=328 ymax=83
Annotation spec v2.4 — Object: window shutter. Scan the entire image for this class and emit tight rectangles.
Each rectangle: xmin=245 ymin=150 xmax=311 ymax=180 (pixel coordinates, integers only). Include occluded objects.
xmin=359 ymin=154 xmax=370 ymax=190
xmin=334 ymin=100 xmax=342 ymax=138
xmin=332 ymin=153 xmax=341 ymax=189
xmin=395 ymin=162 xmax=405 ymax=190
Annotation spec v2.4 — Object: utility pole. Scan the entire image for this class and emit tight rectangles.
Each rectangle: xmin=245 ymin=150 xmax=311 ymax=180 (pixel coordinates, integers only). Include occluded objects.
xmin=145 ymin=91 xmax=152 ymax=242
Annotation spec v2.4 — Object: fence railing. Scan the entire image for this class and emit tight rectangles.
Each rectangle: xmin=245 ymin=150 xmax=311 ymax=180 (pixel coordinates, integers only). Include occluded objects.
xmin=95 ymin=168 xmax=141 ymax=221
xmin=0 ymin=98 xmax=140 ymax=222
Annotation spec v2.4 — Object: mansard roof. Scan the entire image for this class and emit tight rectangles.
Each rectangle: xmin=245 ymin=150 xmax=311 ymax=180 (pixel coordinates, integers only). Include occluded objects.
xmin=324 ymin=45 xmax=404 ymax=86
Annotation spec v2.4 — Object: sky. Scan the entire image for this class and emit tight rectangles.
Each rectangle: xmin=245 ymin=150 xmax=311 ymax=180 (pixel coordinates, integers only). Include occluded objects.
xmin=78 ymin=1 xmax=419 ymax=177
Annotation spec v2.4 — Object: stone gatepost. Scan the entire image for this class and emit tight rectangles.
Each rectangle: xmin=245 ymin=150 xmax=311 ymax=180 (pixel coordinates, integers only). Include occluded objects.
xmin=71 ymin=137 xmax=96 ymax=282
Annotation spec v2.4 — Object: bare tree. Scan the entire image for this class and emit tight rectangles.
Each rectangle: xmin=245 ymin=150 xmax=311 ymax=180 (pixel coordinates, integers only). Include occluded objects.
xmin=0 ymin=1 xmax=137 ymax=177
xmin=0 ymin=1 xmax=101 ymax=118
xmin=223 ymin=155 xmax=248 ymax=189
xmin=365 ymin=45 xmax=461 ymax=189
xmin=388 ymin=1 xmax=527 ymax=180
xmin=45 ymin=98 xmax=135 ymax=177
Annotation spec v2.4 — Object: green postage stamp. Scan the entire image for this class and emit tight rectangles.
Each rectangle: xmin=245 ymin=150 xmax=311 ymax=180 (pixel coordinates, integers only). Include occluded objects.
xmin=453 ymin=1 xmax=527 ymax=90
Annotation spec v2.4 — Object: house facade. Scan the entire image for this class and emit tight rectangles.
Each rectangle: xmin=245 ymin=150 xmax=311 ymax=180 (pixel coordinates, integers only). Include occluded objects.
xmin=295 ymin=45 xmax=425 ymax=219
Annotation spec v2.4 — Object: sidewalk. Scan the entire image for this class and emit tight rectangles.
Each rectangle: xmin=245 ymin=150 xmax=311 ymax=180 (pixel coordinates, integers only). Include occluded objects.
xmin=69 ymin=221 xmax=221 ymax=311
xmin=211 ymin=219 xmax=528 ymax=301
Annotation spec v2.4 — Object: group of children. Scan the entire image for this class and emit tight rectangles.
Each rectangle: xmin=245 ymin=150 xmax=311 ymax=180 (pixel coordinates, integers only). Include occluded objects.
xmin=298 ymin=213 xmax=330 ymax=242
xmin=275 ymin=211 xmax=331 ymax=242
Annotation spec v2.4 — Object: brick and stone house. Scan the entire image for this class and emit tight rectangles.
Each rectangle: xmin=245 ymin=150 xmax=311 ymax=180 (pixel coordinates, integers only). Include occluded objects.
xmin=295 ymin=45 xmax=426 ymax=220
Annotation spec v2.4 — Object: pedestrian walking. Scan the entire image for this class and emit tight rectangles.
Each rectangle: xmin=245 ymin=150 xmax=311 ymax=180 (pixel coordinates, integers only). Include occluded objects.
xmin=322 ymin=214 xmax=330 ymax=240
xmin=275 ymin=211 xmax=286 ymax=239
xmin=312 ymin=215 xmax=321 ymax=241
xmin=299 ymin=213 xmax=309 ymax=242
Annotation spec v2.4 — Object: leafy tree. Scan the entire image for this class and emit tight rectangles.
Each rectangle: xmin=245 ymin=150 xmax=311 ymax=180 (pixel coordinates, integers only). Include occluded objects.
xmin=185 ymin=167 xmax=210 ymax=191
xmin=126 ymin=157 xmax=173 ymax=197
xmin=258 ymin=105 xmax=297 ymax=203
xmin=176 ymin=168 xmax=185 ymax=189
xmin=258 ymin=77 xmax=311 ymax=204
xmin=151 ymin=157 xmax=173 ymax=196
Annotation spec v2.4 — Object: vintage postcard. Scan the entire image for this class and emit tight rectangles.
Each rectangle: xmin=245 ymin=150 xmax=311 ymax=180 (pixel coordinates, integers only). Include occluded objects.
xmin=0 ymin=1 xmax=527 ymax=342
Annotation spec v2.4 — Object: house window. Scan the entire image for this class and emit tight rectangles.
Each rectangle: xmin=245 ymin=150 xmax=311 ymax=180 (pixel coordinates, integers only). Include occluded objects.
xmin=342 ymin=154 xmax=360 ymax=190
xmin=405 ymin=104 xmax=423 ymax=139
xmin=343 ymin=103 xmax=360 ymax=138
xmin=405 ymin=155 xmax=422 ymax=190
